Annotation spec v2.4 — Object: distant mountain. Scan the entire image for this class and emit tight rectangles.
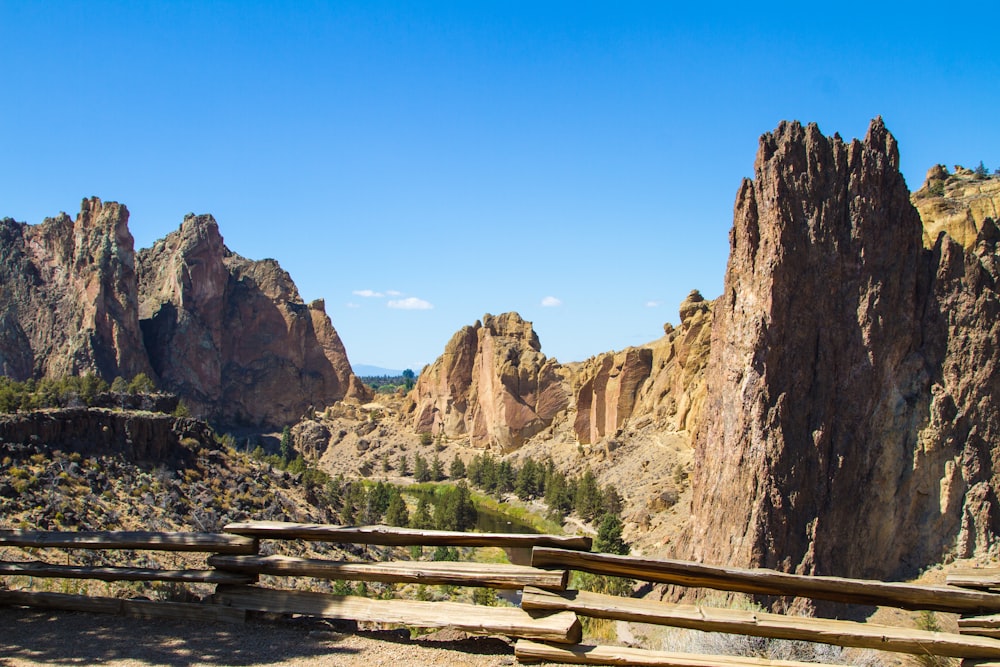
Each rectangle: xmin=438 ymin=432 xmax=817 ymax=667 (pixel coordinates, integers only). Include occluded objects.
xmin=353 ymin=364 xmax=406 ymax=377
xmin=0 ymin=199 xmax=370 ymax=428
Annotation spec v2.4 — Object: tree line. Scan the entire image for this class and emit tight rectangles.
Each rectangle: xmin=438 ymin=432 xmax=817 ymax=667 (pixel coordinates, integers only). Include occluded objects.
xmin=0 ymin=373 xmax=163 ymax=412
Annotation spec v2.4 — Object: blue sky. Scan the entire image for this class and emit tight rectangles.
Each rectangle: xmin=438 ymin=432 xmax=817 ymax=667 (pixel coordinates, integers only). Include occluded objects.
xmin=2 ymin=2 xmax=998 ymax=371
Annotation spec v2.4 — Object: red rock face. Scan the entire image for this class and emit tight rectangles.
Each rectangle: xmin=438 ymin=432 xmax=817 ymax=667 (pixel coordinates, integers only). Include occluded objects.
xmin=412 ymin=313 xmax=569 ymax=451
xmin=684 ymin=118 xmax=1000 ymax=581
xmin=0 ymin=198 xmax=152 ymax=381
xmin=138 ymin=215 xmax=369 ymax=427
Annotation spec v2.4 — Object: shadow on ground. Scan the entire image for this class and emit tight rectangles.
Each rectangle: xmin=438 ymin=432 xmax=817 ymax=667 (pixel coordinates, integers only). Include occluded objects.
xmin=0 ymin=607 xmax=513 ymax=666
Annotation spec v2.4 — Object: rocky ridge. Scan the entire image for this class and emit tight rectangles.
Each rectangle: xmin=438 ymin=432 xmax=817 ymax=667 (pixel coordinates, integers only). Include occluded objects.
xmin=137 ymin=214 xmax=369 ymax=426
xmin=0 ymin=200 xmax=367 ymax=428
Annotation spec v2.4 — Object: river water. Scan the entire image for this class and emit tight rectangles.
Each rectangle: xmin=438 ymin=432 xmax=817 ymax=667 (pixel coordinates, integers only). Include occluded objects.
xmin=401 ymin=487 xmax=538 ymax=534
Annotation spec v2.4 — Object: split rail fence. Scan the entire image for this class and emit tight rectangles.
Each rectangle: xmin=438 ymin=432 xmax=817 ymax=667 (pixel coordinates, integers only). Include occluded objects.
xmin=2 ymin=522 xmax=1000 ymax=666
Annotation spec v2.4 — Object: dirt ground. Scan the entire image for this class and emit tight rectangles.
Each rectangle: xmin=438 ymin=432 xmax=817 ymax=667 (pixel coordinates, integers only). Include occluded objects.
xmin=0 ymin=606 xmax=540 ymax=667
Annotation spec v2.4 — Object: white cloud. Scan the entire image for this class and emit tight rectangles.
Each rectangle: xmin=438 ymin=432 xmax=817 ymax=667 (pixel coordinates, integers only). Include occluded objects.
xmin=541 ymin=296 xmax=562 ymax=307
xmin=353 ymin=289 xmax=384 ymax=298
xmin=645 ymin=300 xmax=663 ymax=308
xmin=346 ymin=302 xmax=360 ymax=309
xmin=386 ymin=290 xmax=403 ymax=296
xmin=388 ymin=297 xmax=433 ymax=310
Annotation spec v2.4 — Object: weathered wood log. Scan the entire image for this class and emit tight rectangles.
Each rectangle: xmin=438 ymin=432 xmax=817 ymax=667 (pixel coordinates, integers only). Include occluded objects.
xmin=0 ymin=589 xmax=245 ymax=623
xmin=214 ymin=584 xmax=581 ymax=643
xmin=223 ymin=521 xmax=591 ymax=550
xmin=531 ymin=548 xmax=1000 ymax=614
xmin=960 ymin=613 xmax=1000 ymax=638
xmin=0 ymin=560 xmax=255 ymax=584
xmin=121 ymin=598 xmax=247 ymax=624
xmin=0 ymin=530 xmax=257 ymax=554
xmin=209 ymin=554 xmax=566 ymax=589
xmin=0 ymin=589 xmax=123 ymax=615
xmin=513 ymin=639 xmax=844 ymax=667
xmin=949 ymin=569 xmax=1000 ymax=591
xmin=521 ymin=587 xmax=1000 ymax=659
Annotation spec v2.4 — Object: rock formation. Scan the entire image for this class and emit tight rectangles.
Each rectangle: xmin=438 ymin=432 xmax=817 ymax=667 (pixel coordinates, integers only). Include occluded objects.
xmin=683 ymin=118 xmax=1000 ymax=582
xmin=0 ymin=407 xmax=213 ymax=465
xmin=0 ymin=201 xmax=366 ymax=428
xmin=913 ymin=164 xmax=1000 ymax=249
xmin=411 ymin=313 xmax=569 ymax=451
xmin=572 ymin=290 xmax=713 ymax=445
xmin=137 ymin=214 xmax=369 ymax=426
xmin=0 ymin=198 xmax=152 ymax=382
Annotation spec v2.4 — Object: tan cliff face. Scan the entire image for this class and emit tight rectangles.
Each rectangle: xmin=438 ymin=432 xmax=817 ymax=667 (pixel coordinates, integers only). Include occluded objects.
xmin=572 ymin=290 xmax=713 ymax=445
xmin=0 ymin=198 xmax=152 ymax=381
xmin=913 ymin=164 xmax=1000 ymax=249
xmin=411 ymin=312 xmax=570 ymax=451
xmin=410 ymin=295 xmax=713 ymax=465
xmin=679 ymin=118 xmax=1000 ymax=582
xmin=137 ymin=215 xmax=370 ymax=427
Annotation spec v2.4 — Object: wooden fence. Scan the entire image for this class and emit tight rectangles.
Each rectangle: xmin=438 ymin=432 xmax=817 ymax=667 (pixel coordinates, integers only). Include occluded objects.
xmin=2 ymin=522 xmax=1000 ymax=666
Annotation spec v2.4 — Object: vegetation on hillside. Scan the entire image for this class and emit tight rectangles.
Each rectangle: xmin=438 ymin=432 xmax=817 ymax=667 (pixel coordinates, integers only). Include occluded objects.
xmin=361 ymin=369 xmax=416 ymax=394
xmin=0 ymin=373 xmax=182 ymax=414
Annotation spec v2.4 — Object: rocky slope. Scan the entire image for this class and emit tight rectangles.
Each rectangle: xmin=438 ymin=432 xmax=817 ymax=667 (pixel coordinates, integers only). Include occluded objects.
xmin=0 ymin=198 xmax=152 ymax=382
xmin=0 ymin=201 xmax=366 ymax=428
xmin=0 ymin=408 xmax=326 ymax=535
xmin=681 ymin=118 xmax=1000 ymax=582
xmin=137 ymin=214 xmax=369 ymax=426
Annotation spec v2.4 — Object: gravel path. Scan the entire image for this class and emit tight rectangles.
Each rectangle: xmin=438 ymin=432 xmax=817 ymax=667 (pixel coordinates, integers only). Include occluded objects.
xmin=0 ymin=607 xmax=533 ymax=666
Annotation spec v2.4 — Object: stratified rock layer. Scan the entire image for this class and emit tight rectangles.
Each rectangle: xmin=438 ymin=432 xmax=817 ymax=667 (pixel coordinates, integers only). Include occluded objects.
xmin=0 ymin=198 xmax=152 ymax=382
xmin=411 ymin=313 xmax=569 ymax=451
xmin=137 ymin=215 xmax=369 ymax=426
xmin=685 ymin=118 xmax=1000 ymax=581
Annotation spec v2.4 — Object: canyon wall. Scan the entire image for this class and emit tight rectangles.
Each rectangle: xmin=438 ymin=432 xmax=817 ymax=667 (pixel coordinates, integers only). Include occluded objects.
xmin=573 ymin=290 xmax=713 ymax=445
xmin=683 ymin=118 xmax=1000 ymax=580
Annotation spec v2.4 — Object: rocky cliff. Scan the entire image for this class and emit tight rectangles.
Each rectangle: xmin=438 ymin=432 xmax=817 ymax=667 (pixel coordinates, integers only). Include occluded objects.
xmin=411 ymin=313 xmax=570 ymax=451
xmin=0 ymin=202 xmax=366 ymax=428
xmin=137 ymin=214 xmax=369 ymax=426
xmin=683 ymin=118 xmax=1000 ymax=581
xmin=572 ymin=290 xmax=713 ymax=445
xmin=913 ymin=164 xmax=1000 ymax=249
xmin=0 ymin=198 xmax=152 ymax=382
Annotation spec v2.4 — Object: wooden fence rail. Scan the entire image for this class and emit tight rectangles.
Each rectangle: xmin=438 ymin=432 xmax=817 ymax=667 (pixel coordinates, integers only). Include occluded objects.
xmin=532 ymin=547 xmax=1000 ymax=614
xmin=3 ymin=522 xmax=1000 ymax=666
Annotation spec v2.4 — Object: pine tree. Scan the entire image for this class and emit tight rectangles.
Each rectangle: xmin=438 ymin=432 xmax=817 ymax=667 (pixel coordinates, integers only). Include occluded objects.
xmin=594 ymin=514 xmax=629 ymax=555
xmin=430 ymin=454 xmax=444 ymax=482
xmin=410 ymin=495 xmax=434 ymax=529
xmin=414 ymin=452 xmax=430 ymax=483
xmin=449 ymin=455 xmax=466 ymax=479
xmin=574 ymin=467 xmax=603 ymax=521
xmin=398 ymin=454 xmax=410 ymax=476
xmin=280 ymin=426 xmax=293 ymax=462
xmin=385 ymin=489 xmax=409 ymax=527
